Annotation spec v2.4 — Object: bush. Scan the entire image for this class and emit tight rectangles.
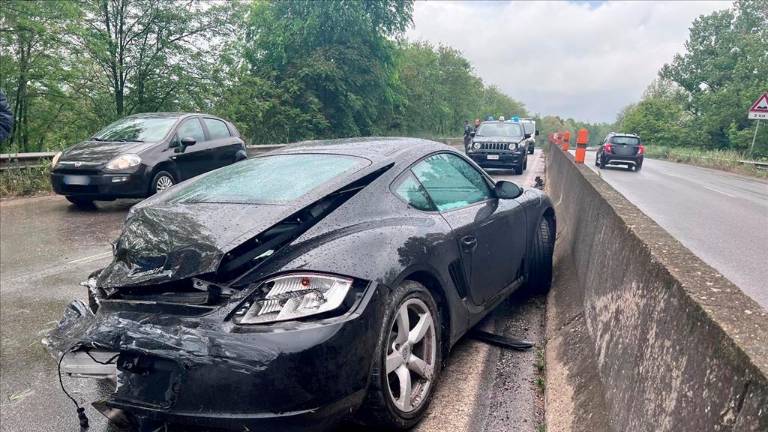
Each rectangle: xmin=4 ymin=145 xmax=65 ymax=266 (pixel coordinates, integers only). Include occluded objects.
xmin=0 ymin=165 xmax=52 ymax=197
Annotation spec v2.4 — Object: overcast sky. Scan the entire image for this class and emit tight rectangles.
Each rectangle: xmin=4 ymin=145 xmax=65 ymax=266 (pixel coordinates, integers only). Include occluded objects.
xmin=406 ymin=0 xmax=731 ymax=123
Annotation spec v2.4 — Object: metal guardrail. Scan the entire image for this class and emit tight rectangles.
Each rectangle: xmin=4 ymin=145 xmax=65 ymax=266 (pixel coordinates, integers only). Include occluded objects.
xmin=1 ymin=138 xmax=466 ymax=171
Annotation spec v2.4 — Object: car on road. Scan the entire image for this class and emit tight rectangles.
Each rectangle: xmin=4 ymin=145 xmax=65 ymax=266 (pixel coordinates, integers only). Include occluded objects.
xmin=467 ymin=120 xmax=529 ymax=174
xmin=520 ymin=118 xmax=538 ymax=154
xmin=50 ymin=112 xmax=247 ymax=207
xmin=45 ymin=138 xmax=556 ymax=432
xmin=595 ymin=132 xmax=644 ymax=171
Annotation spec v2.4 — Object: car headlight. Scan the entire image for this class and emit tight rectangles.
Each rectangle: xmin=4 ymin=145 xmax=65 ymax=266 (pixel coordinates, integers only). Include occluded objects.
xmin=51 ymin=151 xmax=62 ymax=168
xmin=473 ymin=142 xmax=481 ymax=149
xmin=105 ymin=154 xmax=141 ymax=170
xmin=508 ymin=143 xmax=516 ymax=150
xmin=234 ymin=273 xmax=353 ymax=324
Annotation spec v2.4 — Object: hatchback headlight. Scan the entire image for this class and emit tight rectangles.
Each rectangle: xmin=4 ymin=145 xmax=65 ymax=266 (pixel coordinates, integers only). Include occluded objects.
xmin=234 ymin=273 xmax=353 ymax=324
xmin=105 ymin=154 xmax=141 ymax=170
xmin=51 ymin=151 xmax=62 ymax=168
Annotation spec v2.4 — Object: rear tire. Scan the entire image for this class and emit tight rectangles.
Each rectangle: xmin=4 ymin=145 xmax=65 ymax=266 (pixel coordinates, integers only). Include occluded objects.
xmin=527 ymin=217 xmax=555 ymax=294
xmin=358 ymin=281 xmax=442 ymax=430
xmin=634 ymin=162 xmax=642 ymax=171
xmin=151 ymin=170 xmax=175 ymax=195
xmin=65 ymin=196 xmax=95 ymax=208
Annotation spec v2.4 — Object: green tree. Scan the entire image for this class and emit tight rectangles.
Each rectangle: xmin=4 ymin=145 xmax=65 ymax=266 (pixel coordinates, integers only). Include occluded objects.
xmin=659 ymin=0 xmax=768 ymax=154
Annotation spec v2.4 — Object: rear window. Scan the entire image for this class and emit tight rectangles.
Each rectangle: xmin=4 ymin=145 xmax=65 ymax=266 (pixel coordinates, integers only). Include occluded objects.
xmin=203 ymin=118 xmax=231 ymax=140
xmin=475 ymin=122 xmax=524 ymax=138
xmin=166 ymin=154 xmax=370 ymax=204
xmin=610 ymin=136 xmax=640 ymax=145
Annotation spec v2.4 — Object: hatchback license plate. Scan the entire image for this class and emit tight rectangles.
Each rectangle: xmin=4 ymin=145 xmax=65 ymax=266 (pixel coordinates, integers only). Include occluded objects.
xmin=63 ymin=175 xmax=90 ymax=185
xmin=486 ymin=154 xmax=500 ymax=160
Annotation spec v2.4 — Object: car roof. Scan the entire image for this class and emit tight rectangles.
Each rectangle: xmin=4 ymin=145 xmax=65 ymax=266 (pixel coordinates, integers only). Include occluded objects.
xmin=127 ymin=112 xmax=227 ymax=121
xmin=607 ymin=132 xmax=639 ymax=137
xmin=269 ymin=137 xmax=452 ymax=163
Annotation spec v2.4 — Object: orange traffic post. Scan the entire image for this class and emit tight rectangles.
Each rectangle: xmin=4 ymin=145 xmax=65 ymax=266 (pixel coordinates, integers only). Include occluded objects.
xmin=562 ymin=130 xmax=571 ymax=152
xmin=575 ymin=128 xmax=589 ymax=164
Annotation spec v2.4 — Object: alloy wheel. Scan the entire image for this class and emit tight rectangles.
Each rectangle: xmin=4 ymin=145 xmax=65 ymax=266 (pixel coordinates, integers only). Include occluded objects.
xmin=385 ymin=298 xmax=437 ymax=413
xmin=155 ymin=175 xmax=174 ymax=192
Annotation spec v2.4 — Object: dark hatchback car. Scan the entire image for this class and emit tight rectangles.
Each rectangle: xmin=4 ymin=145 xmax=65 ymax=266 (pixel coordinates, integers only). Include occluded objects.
xmin=595 ymin=132 xmax=644 ymax=171
xmin=467 ymin=120 xmax=529 ymax=174
xmin=45 ymin=138 xmax=555 ymax=432
xmin=50 ymin=113 xmax=247 ymax=207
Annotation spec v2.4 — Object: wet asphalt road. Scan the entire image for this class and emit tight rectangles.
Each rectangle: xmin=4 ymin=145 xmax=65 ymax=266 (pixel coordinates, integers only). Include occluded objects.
xmin=0 ymin=150 xmax=546 ymax=432
xmin=578 ymin=150 xmax=768 ymax=309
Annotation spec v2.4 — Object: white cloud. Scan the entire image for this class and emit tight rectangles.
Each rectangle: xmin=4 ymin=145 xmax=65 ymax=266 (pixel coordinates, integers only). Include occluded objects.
xmin=406 ymin=0 xmax=730 ymax=123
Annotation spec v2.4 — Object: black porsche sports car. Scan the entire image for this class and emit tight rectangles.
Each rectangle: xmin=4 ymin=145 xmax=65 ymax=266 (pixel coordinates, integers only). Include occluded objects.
xmin=45 ymin=137 xmax=555 ymax=431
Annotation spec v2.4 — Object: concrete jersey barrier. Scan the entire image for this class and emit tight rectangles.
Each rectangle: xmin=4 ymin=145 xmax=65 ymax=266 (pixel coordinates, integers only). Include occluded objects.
xmin=545 ymin=145 xmax=767 ymax=431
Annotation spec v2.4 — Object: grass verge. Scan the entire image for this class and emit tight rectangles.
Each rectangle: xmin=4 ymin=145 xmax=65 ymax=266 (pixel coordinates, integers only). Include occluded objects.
xmin=0 ymin=165 xmax=52 ymax=198
xmin=644 ymin=146 xmax=768 ymax=178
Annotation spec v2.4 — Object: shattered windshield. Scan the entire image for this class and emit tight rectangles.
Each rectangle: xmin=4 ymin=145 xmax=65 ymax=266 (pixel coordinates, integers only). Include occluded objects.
xmin=166 ymin=154 xmax=370 ymax=205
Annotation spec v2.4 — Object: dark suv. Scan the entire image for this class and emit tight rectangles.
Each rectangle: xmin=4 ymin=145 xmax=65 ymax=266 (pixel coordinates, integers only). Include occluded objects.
xmin=596 ymin=132 xmax=644 ymax=171
xmin=467 ymin=120 xmax=529 ymax=174
xmin=50 ymin=113 xmax=247 ymax=207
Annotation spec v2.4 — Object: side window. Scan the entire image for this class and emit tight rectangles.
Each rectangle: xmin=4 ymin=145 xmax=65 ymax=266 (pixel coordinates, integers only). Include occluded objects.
xmin=411 ymin=153 xmax=492 ymax=212
xmin=393 ymin=172 xmax=435 ymax=211
xmin=176 ymin=118 xmax=206 ymax=143
xmin=203 ymin=118 xmax=231 ymax=140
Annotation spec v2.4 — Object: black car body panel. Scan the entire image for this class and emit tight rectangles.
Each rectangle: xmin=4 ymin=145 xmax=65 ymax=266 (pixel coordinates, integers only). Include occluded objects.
xmin=45 ymin=137 xmax=555 ymax=431
xmin=50 ymin=113 xmax=246 ymax=201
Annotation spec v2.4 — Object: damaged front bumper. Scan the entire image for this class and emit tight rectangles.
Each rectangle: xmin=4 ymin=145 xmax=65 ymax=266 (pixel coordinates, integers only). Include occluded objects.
xmin=45 ymin=282 xmax=385 ymax=431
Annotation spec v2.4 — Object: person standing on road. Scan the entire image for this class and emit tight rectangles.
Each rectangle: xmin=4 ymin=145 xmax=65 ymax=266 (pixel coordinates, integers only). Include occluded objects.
xmin=0 ymin=90 xmax=13 ymax=143
xmin=463 ymin=120 xmax=473 ymax=151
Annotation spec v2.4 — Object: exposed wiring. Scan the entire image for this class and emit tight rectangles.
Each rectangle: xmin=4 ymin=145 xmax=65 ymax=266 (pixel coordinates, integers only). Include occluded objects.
xmin=57 ymin=347 xmax=90 ymax=429
xmin=84 ymin=350 xmax=119 ymax=365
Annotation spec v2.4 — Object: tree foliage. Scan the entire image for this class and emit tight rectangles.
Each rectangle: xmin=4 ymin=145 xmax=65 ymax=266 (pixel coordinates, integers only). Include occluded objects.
xmin=1 ymin=0 xmax=527 ymax=153
xmin=620 ymin=0 xmax=768 ymax=156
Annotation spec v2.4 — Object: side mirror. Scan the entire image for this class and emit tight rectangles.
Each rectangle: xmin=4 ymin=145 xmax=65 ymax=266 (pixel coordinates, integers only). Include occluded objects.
xmin=535 ymin=129 xmax=540 ymax=136
xmin=180 ymin=136 xmax=197 ymax=146
xmin=524 ymin=133 xmax=532 ymax=139
xmin=495 ymin=180 xmax=523 ymax=199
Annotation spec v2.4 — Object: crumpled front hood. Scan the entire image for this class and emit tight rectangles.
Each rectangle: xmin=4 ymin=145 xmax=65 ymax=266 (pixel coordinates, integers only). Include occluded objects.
xmin=97 ymin=202 xmax=293 ymax=288
xmin=62 ymin=140 xmax=154 ymax=163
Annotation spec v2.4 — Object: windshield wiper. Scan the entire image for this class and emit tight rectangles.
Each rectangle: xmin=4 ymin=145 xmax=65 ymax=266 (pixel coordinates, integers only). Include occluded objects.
xmin=90 ymin=137 xmax=106 ymax=141
xmin=118 ymin=139 xmax=144 ymax=142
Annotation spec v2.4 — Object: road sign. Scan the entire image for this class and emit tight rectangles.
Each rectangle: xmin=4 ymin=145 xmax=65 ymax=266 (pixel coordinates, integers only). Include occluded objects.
xmin=748 ymin=92 xmax=768 ymax=120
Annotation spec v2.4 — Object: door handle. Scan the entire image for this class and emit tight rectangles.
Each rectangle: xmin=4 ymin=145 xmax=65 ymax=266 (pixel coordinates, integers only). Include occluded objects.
xmin=461 ymin=235 xmax=477 ymax=252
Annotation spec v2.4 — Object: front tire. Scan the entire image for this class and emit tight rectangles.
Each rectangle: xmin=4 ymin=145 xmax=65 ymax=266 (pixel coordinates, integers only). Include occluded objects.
xmin=151 ymin=170 xmax=175 ymax=195
xmin=359 ymin=281 xmax=441 ymax=430
xmin=527 ymin=217 xmax=555 ymax=294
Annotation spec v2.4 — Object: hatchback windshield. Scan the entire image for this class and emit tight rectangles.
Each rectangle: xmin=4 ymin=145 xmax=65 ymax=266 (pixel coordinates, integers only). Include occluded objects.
xmin=167 ymin=154 xmax=370 ymax=204
xmin=610 ymin=136 xmax=640 ymax=145
xmin=92 ymin=117 xmax=178 ymax=142
xmin=475 ymin=122 xmax=524 ymax=138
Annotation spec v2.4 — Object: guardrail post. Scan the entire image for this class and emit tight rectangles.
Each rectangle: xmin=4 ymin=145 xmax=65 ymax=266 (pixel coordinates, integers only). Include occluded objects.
xmin=575 ymin=128 xmax=588 ymax=163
